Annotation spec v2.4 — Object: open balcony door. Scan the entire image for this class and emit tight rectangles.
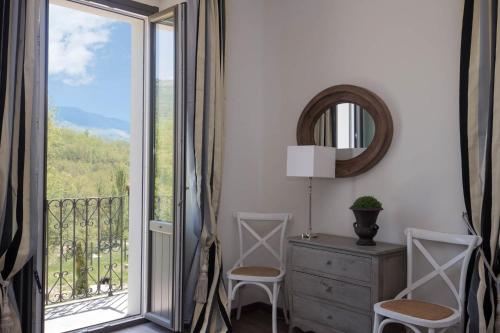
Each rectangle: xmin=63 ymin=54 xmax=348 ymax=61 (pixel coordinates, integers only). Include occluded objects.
xmin=42 ymin=1 xmax=149 ymax=332
xmin=39 ymin=1 xmax=188 ymax=332
xmin=145 ymin=4 xmax=186 ymax=331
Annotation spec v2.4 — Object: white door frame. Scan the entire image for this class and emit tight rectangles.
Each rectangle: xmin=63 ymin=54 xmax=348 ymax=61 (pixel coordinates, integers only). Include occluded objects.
xmin=40 ymin=1 xmax=152 ymax=331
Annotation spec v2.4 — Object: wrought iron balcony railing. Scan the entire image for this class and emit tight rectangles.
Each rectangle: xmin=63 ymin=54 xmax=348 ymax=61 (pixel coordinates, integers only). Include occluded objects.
xmin=44 ymin=195 xmax=128 ymax=305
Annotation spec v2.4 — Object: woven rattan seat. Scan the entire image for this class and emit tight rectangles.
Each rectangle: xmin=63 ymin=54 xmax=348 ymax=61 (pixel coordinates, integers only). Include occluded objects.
xmin=230 ymin=266 xmax=280 ymax=277
xmin=380 ymin=299 xmax=454 ymax=321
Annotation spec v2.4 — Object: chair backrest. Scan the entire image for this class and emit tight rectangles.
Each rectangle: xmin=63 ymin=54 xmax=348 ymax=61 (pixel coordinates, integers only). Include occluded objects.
xmin=399 ymin=228 xmax=481 ymax=313
xmin=233 ymin=212 xmax=292 ymax=270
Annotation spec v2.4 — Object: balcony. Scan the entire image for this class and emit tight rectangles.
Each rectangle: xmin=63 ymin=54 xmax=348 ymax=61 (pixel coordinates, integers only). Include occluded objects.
xmin=44 ymin=195 xmax=130 ymax=332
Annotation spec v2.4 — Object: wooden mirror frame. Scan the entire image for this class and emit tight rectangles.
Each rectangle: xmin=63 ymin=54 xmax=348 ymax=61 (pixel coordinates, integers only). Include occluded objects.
xmin=297 ymin=85 xmax=393 ymax=177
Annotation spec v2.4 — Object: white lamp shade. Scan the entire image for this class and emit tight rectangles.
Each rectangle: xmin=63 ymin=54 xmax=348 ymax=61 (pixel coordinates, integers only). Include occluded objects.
xmin=286 ymin=145 xmax=336 ymax=178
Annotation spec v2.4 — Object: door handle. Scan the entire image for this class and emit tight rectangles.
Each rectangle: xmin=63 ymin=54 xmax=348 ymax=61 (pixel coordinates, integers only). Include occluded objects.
xmin=149 ymin=220 xmax=173 ymax=235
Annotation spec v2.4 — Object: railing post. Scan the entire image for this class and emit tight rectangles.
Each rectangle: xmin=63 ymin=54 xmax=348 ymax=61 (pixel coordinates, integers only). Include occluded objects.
xmin=108 ymin=197 xmax=113 ymax=296
xmin=120 ymin=195 xmax=124 ymax=291
xmin=58 ymin=200 xmax=63 ymax=303
xmin=72 ymin=199 xmax=76 ymax=300
xmin=97 ymin=198 xmax=101 ymax=295
xmin=84 ymin=198 xmax=89 ymax=298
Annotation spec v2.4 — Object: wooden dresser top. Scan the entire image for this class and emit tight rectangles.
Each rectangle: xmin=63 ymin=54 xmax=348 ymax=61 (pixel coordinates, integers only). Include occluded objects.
xmin=288 ymin=233 xmax=406 ymax=256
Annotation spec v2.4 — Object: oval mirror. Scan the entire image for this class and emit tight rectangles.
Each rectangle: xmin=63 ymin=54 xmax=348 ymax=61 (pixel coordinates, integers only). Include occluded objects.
xmin=297 ymin=85 xmax=393 ymax=177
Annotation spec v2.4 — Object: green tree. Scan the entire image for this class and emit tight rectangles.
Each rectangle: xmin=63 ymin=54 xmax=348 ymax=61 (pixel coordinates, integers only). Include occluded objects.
xmin=74 ymin=243 xmax=88 ymax=295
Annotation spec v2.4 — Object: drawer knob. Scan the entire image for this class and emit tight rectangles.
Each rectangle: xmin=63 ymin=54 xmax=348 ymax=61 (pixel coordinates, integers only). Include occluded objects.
xmin=326 ymin=314 xmax=333 ymax=320
xmin=325 ymin=260 xmax=332 ymax=266
xmin=320 ymin=281 xmax=332 ymax=292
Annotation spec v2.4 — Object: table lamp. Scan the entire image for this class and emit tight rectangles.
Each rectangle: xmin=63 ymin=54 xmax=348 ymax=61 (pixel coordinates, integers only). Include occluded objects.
xmin=286 ymin=145 xmax=336 ymax=239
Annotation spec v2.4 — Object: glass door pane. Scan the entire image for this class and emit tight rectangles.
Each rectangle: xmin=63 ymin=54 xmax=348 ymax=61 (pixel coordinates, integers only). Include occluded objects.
xmin=146 ymin=6 xmax=184 ymax=330
xmin=152 ymin=15 xmax=175 ymax=223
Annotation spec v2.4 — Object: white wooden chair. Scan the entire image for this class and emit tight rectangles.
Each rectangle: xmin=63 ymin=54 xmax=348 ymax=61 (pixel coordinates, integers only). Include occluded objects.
xmin=227 ymin=212 xmax=291 ymax=333
xmin=373 ymin=228 xmax=481 ymax=333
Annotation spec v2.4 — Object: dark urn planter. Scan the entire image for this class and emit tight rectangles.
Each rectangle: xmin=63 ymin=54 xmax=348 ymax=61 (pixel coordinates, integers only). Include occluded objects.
xmin=352 ymin=208 xmax=382 ymax=246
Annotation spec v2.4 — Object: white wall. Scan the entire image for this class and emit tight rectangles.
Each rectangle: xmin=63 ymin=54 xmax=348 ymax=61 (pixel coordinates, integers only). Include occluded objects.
xmin=136 ymin=0 xmax=161 ymax=8
xmin=159 ymin=0 xmax=184 ymax=10
xmin=220 ymin=0 xmax=467 ymax=306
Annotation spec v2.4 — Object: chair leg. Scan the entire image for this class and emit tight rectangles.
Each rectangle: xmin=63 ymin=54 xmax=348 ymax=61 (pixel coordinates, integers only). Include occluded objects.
xmin=280 ymin=283 xmax=289 ymax=324
xmin=236 ymin=284 xmax=243 ymax=320
xmin=227 ymin=279 xmax=233 ymax=318
xmin=373 ymin=313 xmax=381 ymax=333
xmin=272 ymin=282 xmax=278 ymax=333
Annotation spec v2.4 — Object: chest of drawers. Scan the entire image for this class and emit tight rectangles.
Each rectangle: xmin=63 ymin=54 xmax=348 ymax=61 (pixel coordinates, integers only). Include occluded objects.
xmin=286 ymin=234 xmax=406 ymax=333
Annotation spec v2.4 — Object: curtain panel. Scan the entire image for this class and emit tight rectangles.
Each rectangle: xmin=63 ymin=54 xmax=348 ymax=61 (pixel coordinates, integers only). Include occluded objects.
xmin=187 ymin=0 xmax=230 ymax=332
xmin=460 ymin=0 xmax=500 ymax=332
xmin=314 ymin=110 xmax=334 ymax=147
xmin=0 ymin=0 xmax=45 ymax=332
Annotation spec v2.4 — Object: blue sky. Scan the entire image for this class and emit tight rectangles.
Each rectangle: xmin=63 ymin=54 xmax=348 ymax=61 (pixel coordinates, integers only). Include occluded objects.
xmin=49 ymin=3 xmax=174 ymax=123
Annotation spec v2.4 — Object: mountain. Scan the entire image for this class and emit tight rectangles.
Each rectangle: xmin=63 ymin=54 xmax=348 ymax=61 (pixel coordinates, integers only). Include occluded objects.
xmin=54 ymin=107 xmax=130 ymax=141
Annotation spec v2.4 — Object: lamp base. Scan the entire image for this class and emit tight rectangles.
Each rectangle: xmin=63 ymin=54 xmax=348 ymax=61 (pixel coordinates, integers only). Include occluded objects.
xmin=301 ymin=232 xmax=318 ymax=240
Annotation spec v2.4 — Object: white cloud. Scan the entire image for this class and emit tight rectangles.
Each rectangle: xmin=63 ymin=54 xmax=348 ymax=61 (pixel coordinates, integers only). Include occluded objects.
xmin=49 ymin=4 xmax=113 ymax=85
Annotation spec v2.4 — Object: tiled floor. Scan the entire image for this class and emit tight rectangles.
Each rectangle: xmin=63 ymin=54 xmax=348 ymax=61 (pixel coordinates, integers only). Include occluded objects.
xmin=45 ymin=292 xmax=129 ymax=333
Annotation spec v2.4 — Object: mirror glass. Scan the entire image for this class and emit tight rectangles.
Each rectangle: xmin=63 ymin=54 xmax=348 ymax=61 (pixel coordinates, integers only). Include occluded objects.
xmin=313 ymin=103 xmax=375 ymax=160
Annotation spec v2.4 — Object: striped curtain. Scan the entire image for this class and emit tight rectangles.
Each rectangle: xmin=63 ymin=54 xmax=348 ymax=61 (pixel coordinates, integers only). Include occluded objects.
xmin=0 ymin=1 xmax=44 ymax=332
xmin=314 ymin=109 xmax=334 ymax=147
xmin=460 ymin=0 xmax=500 ymax=332
xmin=189 ymin=0 xmax=231 ymax=332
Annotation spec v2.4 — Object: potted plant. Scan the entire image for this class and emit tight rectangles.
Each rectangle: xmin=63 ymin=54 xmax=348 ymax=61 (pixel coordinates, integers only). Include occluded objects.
xmin=351 ymin=196 xmax=383 ymax=246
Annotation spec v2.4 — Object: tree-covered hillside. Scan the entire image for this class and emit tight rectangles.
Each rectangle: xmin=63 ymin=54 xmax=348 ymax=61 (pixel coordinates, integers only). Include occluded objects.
xmin=47 ymin=109 xmax=130 ymax=199
xmin=47 ymin=80 xmax=174 ymax=202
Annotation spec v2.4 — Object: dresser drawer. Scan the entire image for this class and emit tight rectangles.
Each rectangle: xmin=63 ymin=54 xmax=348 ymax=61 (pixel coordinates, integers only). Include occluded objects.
xmin=292 ymin=295 xmax=371 ymax=333
xmin=291 ymin=271 xmax=371 ymax=311
xmin=291 ymin=246 xmax=372 ymax=282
